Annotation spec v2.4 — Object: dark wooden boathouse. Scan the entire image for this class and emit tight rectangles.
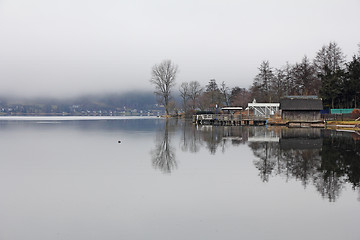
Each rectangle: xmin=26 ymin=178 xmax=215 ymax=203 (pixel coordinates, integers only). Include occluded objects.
xmin=280 ymin=96 xmax=323 ymax=122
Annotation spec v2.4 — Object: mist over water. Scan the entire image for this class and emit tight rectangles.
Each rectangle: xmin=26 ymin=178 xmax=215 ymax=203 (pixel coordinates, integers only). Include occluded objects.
xmin=0 ymin=117 xmax=359 ymax=240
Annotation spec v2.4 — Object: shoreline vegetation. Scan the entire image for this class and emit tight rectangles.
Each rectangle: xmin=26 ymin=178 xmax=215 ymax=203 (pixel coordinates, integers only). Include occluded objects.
xmin=326 ymin=120 xmax=360 ymax=131
xmin=151 ymin=42 xmax=360 ymax=119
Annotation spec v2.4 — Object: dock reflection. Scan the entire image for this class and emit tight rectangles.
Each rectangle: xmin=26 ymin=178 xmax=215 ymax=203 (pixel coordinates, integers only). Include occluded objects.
xmin=180 ymin=121 xmax=251 ymax=154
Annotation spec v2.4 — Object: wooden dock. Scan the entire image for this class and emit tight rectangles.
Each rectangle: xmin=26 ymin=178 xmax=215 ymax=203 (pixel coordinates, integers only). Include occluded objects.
xmin=194 ymin=114 xmax=267 ymax=126
xmin=194 ymin=114 xmax=326 ymax=127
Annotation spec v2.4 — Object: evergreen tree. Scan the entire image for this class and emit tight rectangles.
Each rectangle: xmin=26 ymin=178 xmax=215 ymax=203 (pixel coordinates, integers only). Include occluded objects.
xmin=203 ymin=79 xmax=222 ymax=109
xmin=283 ymin=62 xmax=296 ymax=96
xmin=319 ymin=67 xmax=344 ymax=109
xmin=252 ymin=60 xmax=274 ymax=102
xmin=314 ymin=42 xmax=345 ymax=75
xmin=314 ymin=42 xmax=346 ymax=109
xmin=292 ymin=56 xmax=320 ymax=95
xmin=346 ymin=56 xmax=360 ymax=108
xmin=271 ymin=68 xmax=286 ymax=101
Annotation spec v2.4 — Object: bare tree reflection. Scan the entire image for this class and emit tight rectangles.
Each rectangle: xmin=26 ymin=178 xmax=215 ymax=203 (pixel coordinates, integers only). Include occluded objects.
xmin=288 ymin=149 xmax=321 ymax=187
xmin=313 ymin=172 xmax=344 ymax=202
xmin=251 ymin=142 xmax=277 ymax=182
xmin=180 ymin=120 xmax=202 ymax=153
xmin=151 ymin=120 xmax=176 ymax=174
xmin=199 ymin=126 xmax=221 ymax=154
xmin=248 ymin=127 xmax=282 ymax=182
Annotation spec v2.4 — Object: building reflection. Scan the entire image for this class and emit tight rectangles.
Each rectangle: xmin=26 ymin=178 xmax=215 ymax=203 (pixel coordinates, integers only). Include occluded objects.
xmin=247 ymin=127 xmax=360 ymax=202
xmin=177 ymin=121 xmax=360 ymax=202
xmin=151 ymin=119 xmax=360 ymax=201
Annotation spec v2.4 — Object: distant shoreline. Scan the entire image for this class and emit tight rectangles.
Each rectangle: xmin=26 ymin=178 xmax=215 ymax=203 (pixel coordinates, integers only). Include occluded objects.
xmin=0 ymin=116 xmax=160 ymax=121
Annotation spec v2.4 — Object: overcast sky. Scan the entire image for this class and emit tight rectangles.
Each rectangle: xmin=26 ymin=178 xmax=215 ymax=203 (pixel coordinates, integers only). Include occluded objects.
xmin=0 ymin=0 xmax=359 ymax=98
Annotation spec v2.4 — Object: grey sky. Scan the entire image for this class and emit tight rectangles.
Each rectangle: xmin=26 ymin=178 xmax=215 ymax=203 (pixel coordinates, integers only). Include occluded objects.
xmin=0 ymin=0 xmax=359 ymax=97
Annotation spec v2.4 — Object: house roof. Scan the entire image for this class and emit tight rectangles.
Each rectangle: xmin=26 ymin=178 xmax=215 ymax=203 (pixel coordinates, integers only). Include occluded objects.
xmin=280 ymin=97 xmax=323 ymax=111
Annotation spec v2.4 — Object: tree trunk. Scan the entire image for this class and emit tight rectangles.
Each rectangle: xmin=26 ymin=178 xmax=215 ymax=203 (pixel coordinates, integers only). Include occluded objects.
xmin=165 ymin=96 xmax=169 ymax=116
xmin=355 ymin=95 xmax=357 ymax=109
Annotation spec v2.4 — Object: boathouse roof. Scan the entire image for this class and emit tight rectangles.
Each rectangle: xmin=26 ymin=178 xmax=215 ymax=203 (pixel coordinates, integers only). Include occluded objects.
xmin=280 ymin=96 xmax=323 ymax=111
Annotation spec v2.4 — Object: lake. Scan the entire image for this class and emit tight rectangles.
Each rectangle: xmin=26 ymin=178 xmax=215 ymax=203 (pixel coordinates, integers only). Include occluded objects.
xmin=0 ymin=116 xmax=359 ymax=240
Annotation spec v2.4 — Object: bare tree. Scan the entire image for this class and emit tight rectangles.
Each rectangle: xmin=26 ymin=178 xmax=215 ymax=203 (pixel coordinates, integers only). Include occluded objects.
xmin=230 ymin=87 xmax=251 ymax=108
xmin=188 ymin=81 xmax=202 ymax=111
xmin=150 ymin=60 xmax=178 ymax=116
xmin=220 ymin=81 xmax=230 ymax=106
xmin=179 ymin=82 xmax=190 ymax=114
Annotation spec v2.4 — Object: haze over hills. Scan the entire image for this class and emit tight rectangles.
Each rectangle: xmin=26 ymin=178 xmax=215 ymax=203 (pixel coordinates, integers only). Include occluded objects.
xmin=1 ymin=0 xmax=359 ymax=99
xmin=0 ymin=91 xmax=171 ymax=116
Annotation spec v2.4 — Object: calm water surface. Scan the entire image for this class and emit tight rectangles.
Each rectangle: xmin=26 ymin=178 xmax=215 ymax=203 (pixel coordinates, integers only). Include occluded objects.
xmin=0 ymin=116 xmax=359 ymax=240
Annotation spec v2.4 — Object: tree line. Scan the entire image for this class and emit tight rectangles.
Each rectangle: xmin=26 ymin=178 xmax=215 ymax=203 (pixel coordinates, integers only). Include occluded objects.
xmin=252 ymin=42 xmax=360 ymax=109
xmin=150 ymin=42 xmax=360 ymax=116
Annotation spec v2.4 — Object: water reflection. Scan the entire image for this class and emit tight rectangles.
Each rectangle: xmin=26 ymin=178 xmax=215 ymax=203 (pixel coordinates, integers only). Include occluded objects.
xmin=151 ymin=120 xmax=177 ymax=174
xmin=180 ymin=121 xmax=202 ymax=153
xmin=253 ymin=128 xmax=359 ymax=202
xmin=319 ymin=131 xmax=360 ymax=201
xmin=180 ymin=121 xmax=250 ymax=154
xmin=159 ymin=120 xmax=360 ymax=202
xmin=250 ymin=128 xmax=323 ymax=185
